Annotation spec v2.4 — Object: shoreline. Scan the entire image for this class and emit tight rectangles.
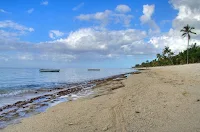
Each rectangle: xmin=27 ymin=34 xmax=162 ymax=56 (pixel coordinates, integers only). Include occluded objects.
xmin=0 ymin=71 xmax=136 ymax=129
xmin=3 ymin=64 xmax=200 ymax=132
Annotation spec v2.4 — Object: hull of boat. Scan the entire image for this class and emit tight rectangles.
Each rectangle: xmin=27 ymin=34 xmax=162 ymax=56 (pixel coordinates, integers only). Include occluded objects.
xmin=39 ymin=69 xmax=60 ymax=72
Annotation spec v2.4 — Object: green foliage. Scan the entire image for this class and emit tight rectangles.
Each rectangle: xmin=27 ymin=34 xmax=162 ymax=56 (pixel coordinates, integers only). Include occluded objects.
xmin=135 ymin=25 xmax=197 ymax=68
xmin=134 ymin=44 xmax=200 ymax=68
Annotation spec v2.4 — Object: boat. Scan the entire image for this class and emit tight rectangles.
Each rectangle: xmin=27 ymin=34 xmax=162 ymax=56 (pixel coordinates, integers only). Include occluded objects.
xmin=39 ymin=69 xmax=60 ymax=72
xmin=88 ymin=69 xmax=100 ymax=71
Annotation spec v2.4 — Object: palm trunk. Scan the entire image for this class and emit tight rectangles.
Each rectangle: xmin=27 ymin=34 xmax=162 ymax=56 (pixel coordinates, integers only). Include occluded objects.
xmin=187 ymin=37 xmax=189 ymax=64
xmin=169 ymin=56 xmax=173 ymax=65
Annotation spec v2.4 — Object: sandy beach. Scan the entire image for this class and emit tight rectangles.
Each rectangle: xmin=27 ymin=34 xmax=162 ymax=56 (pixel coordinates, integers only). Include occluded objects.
xmin=2 ymin=63 xmax=200 ymax=132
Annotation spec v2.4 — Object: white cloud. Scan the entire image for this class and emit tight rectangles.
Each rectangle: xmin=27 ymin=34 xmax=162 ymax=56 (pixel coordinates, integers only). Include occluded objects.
xmin=149 ymin=28 xmax=200 ymax=53
xmin=0 ymin=30 xmax=19 ymax=38
xmin=0 ymin=21 xmax=34 ymax=63
xmin=170 ymin=0 xmax=200 ymax=10
xmin=40 ymin=28 xmax=150 ymax=56
xmin=41 ymin=1 xmax=48 ymax=6
xmin=0 ymin=9 xmax=10 ymax=14
xmin=0 ymin=56 xmax=9 ymax=61
xmin=149 ymin=29 xmax=184 ymax=52
xmin=49 ymin=30 xmax=64 ymax=39
xmin=76 ymin=7 xmax=133 ymax=27
xmin=147 ymin=0 xmax=200 ymax=54
xmin=76 ymin=10 xmax=112 ymax=25
xmin=140 ymin=4 xmax=154 ymax=23
xmin=2 ymin=1 xmax=200 ymax=65
xmin=27 ymin=8 xmax=34 ymax=14
xmin=140 ymin=4 xmax=160 ymax=33
xmin=0 ymin=27 xmax=156 ymax=62
xmin=115 ymin=4 xmax=131 ymax=13
xmin=40 ymin=54 xmax=76 ymax=62
xmin=169 ymin=0 xmax=200 ymax=30
xmin=72 ymin=2 xmax=84 ymax=11
xmin=18 ymin=53 xmax=34 ymax=60
xmin=0 ymin=20 xmax=34 ymax=32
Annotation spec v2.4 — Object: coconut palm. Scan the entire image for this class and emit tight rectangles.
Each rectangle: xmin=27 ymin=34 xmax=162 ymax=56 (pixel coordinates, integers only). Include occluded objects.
xmin=156 ymin=53 xmax=162 ymax=60
xmin=180 ymin=24 xmax=196 ymax=64
xmin=162 ymin=46 xmax=174 ymax=65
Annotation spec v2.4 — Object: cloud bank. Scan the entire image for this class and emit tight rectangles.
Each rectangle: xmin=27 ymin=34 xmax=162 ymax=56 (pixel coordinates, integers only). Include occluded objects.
xmin=1 ymin=1 xmax=200 ymax=65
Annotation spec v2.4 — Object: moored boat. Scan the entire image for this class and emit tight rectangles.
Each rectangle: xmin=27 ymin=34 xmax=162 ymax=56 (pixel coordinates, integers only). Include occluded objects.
xmin=39 ymin=69 xmax=60 ymax=72
xmin=88 ymin=69 xmax=100 ymax=71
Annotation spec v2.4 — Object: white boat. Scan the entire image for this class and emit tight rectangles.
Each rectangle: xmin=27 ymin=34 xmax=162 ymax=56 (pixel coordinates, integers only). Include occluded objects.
xmin=39 ymin=69 xmax=60 ymax=72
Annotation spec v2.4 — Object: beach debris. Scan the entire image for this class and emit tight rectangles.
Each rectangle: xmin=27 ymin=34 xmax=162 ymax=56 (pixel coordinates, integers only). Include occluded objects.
xmin=182 ymin=91 xmax=189 ymax=96
xmin=68 ymin=95 xmax=73 ymax=101
xmin=68 ymin=123 xmax=74 ymax=125
xmin=135 ymin=111 xmax=140 ymax=113
xmin=102 ymin=125 xmax=110 ymax=131
xmin=197 ymin=99 xmax=200 ymax=102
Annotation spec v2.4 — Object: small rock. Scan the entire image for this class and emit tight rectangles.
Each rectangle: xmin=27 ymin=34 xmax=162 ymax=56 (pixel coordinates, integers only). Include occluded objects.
xmin=135 ymin=111 xmax=140 ymax=113
xmin=40 ymin=104 xmax=48 ymax=107
xmin=197 ymin=99 xmax=200 ymax=102
xmin=68 ymin=123 xmax=73 ymax=125
xmin=103 ymin=126 xmax=109 ymax=131
xmin=23 ymin=106 xmax=27 ymax=108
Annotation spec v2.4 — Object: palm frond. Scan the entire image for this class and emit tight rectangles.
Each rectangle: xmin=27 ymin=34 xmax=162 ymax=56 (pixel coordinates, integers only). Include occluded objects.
xmin=189 ymin=31 xmax=196 ymax=34
xmin=182 ymin=33 xmax=187 ymax=37
xmin=180 ymin=29 xmax=186 ymax=32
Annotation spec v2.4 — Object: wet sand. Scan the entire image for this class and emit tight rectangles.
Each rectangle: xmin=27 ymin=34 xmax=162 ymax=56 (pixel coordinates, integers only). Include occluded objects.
xmin=2 ymin=64 xmax=200 ymax=132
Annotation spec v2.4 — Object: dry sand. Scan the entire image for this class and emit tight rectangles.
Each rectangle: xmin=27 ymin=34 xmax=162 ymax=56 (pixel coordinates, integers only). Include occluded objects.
xmin=2 ymin=63 xmax=200 ymax=132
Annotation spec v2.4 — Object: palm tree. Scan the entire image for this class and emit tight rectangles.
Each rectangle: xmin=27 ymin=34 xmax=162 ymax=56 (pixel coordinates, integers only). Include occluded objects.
xmin=156 ymin=53 xmax=162 ymax=60
xmin=163 ymin=46 xmax=174 ymax=65
xmin=180 ymin=24 xmax=196 ymax=64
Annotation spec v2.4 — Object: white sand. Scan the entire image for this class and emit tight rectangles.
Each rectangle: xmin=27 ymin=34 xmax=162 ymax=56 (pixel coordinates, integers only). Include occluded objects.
xmin=2 ymin=63 xmax=200 ymax=132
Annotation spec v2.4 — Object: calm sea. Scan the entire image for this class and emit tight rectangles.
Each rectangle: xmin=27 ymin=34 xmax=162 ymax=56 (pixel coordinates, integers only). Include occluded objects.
xmin=0 ymin=68 xmax=135 ymax=107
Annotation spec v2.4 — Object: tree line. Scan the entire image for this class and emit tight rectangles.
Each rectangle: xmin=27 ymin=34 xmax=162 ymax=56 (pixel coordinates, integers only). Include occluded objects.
xmin=134 ymin=25 xmax=199 ymax=68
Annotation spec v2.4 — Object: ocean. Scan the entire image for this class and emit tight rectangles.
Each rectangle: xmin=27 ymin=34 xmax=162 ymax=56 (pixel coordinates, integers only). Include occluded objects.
xmin=0 ymin=68 xmax=135 ymax=107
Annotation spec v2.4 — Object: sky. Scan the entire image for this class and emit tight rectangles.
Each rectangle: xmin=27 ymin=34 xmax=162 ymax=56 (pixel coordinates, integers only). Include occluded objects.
xmin=0 ymin=0 xmax=200 ymax=68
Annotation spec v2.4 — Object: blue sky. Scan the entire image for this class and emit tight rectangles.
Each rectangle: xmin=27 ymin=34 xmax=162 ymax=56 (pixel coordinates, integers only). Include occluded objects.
xmin=0 ymin=0 xmax=199 ymax=68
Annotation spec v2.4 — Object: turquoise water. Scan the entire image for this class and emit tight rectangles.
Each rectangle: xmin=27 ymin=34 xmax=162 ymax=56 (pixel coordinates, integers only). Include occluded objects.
xmin=0 ymin=68 xmax=135 ymax=106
